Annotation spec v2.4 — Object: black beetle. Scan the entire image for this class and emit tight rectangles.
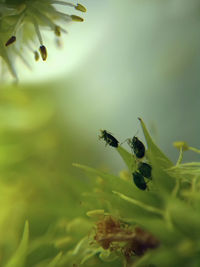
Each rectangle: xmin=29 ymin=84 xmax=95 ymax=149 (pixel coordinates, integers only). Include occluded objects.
xmin=132 ymin=171 xmax=147 ymax=190
xmin=99 ymin=130 xmax=119 ymax=148
xmin=138 ymin=162 xmax=152 ymax=179
xmin=129 ymin=136 xmax=145 ymax=158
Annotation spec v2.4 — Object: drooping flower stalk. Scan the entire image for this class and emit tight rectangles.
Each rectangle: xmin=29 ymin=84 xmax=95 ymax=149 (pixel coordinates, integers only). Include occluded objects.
xmin=0 ymin=0 xmax=86 ymax=79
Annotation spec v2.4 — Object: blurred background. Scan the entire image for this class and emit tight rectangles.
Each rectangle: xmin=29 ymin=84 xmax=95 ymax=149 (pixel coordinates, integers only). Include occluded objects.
xmin=0 ymin=0 xmax=200 ymax=265
xmin=16 ymin=0 xmax=200 ymax=167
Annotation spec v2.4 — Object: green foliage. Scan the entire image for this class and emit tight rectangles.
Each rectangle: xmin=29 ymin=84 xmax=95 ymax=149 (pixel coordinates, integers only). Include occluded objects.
xmin=0 ymin=99 xmax=200 ymax=267
xmin=71 ymin=118 xmax=200 ymax=267
xmin=5 ymin=221 xmax=29 ymax=267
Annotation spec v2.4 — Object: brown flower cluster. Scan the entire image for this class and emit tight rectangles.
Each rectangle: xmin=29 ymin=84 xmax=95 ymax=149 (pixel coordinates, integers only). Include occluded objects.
xmin=94 ymin=216 xmax=159 ymax=262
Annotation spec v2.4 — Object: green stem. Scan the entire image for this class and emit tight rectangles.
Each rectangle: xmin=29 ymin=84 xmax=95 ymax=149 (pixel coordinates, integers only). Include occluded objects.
xmin=112 ymin=191 xmax=164 ymax=216
xmin=171 ymin=179 xmax=180 ymax=198
xmin=164 ymin=208 xmax=173 ymax=231
xmin=189 ymin=146 xmax=200 ymax=154
xmin=176 ymin=147 xmax=183 ymax=165
xmin=171 ymin=147 xmax=183 ymax=198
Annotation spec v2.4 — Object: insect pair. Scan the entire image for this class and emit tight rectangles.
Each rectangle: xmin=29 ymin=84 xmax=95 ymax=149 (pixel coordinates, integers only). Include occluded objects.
xmin=132 ymin=162 xmax=152 ymax=191
xmin=99 ymin=130 xmax=146 ymax=154
xmin=99 ymin=130 xmax=152 ymax=191
xmin=129 ymin=135 xmax=152 ymax=190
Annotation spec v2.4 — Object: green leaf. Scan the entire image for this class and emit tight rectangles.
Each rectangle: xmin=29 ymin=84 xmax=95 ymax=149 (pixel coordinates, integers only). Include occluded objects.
xmin=112 ymin=191 xmax=164 ymax=216
xmin=5 ymin=220 xmax=29 ymax=267
xmin=73 ymin=163 xmax=163 ymax=209
xmin=116 ymin=145 xmax=137 ymax=172
xmin=70 ymin=236 xmax=101 ymax=265
xmin=168 ymin=162 xmax=200 ymax=179
xmin=48 ymin=252 xmax=62 ymax=267
xmin=73 ymin=163 xmax=134 ymax=196
xmin=99 ymin=250 xmax=118 ymax=262
xmin=139 ymin=118 xmax=175 ymax=193
xmin=139 ymin=118 xmax=173 ymax=168
xmin=168 ymin=199 xmax=200 ymax=239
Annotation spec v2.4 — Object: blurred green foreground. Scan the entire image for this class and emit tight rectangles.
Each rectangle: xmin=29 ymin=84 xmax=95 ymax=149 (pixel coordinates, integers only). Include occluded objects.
xmin=0 ymin=83 xmax=200 ymax=267
xmin=0 ymin=83 xmax=102 ymax=267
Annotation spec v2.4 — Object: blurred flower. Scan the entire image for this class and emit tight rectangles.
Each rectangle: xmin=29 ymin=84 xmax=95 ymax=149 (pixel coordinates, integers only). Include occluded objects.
xmin=0 ymin=0 xmax=86 ymax=80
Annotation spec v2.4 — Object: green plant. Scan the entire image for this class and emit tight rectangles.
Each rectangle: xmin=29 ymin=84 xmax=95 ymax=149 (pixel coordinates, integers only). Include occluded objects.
xmin=2 ymin=116 xmax=200 ymax=267
xmin=67 ymin=118 xmax=200 ymax=267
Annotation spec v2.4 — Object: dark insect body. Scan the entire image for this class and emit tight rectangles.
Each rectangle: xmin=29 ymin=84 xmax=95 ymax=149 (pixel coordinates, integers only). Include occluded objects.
xmin=99 ymin=130 xmax=119 ymax=148
xmin=138 ymin=162 xmax=152 ymax=179
xmin=132 ymin=171 xmax=147 ymax=190
xmin=5 ymin=36 xmax=16 ymax=46
xmin=39 ymin=45 xmax=47 ymax=61
xmin=130 ymin=136 xmax=145 ymax=158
